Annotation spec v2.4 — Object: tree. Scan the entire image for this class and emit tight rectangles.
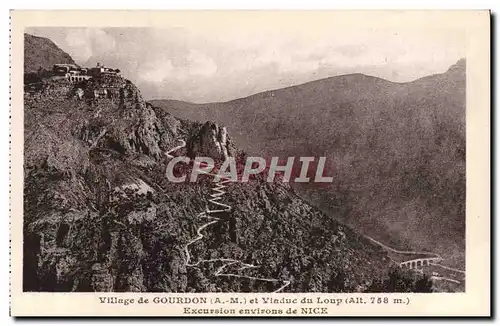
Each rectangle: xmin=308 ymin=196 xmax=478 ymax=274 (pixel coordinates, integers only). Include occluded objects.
xmin=384 ymin=268 xmax=414 ymax=292
xmin=365 ymin=267 xmax=434 ymax=293
xmin=414 ymin=274 xmax=433 ymax=292
xmin=328 ymin=270 xmax=351 ymax=292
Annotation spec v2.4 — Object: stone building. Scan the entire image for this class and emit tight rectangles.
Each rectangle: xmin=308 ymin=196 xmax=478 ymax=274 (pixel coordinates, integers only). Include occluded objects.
xmin=88 ymin=62 xmax=120 ymax=77
xmin=52 ymin=62 xmax=120 ymax=82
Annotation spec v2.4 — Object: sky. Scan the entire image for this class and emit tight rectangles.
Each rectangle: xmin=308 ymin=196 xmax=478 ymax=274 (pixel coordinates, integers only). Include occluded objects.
xmin=26 ymin=25 xmax=465 ymax=103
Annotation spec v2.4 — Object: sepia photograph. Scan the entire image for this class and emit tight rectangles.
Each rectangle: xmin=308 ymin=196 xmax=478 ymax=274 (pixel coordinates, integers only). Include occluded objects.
xmin=9 ymin=10 xmax=490 ymax=317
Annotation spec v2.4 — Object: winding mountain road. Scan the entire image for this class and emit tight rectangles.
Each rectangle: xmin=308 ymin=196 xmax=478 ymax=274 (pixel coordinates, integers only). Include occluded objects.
xmin=366 ymin=235 xmax=465 ymax=281
xmin=431 ymin=263 xmax=466 ymax=275
xmin=365 ymin=236 xmax=443 ymax=258
xmin=166 ymin=140 xmax=463 ymax=290
xmin=166 ymin=140 xmax=290 ymax=293
xmin=165 ymin=140 xmax=187 ymax=159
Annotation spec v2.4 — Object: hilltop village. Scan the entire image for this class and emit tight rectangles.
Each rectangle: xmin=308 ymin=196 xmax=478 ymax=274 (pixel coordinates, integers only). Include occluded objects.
xmin=24 ymin=62 xmax=133 ymax=102
xmin=52 ymin=62 xmax=121 ymax=82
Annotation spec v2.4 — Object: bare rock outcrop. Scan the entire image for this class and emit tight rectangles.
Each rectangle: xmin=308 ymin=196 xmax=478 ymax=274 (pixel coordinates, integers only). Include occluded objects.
xmin=187 ymin=121 xmax=234 ymax=160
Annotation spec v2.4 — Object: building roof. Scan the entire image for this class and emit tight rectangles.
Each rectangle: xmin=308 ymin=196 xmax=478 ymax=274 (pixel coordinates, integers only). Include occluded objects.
xmin=53 ymin=63 xmax=79 ymax=69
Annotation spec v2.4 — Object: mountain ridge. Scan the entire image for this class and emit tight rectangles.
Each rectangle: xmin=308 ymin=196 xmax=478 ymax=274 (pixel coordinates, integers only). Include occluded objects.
xmin=152 ymin=61 xmax=464 ymax=106
xmin=152 ymin=58 xmax=466 ymax=269
xmin=22 ymin=33 xmax=444 ymax=293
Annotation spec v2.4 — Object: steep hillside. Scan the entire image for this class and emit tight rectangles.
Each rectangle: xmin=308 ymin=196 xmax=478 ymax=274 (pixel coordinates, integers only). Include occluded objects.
xmin=24 ymin=33 xmax=76 ymax=73
xmin=152 ymin=60 xmax=466 ymax=269
xmin=23 ymin=66 xmax=425 ymax=292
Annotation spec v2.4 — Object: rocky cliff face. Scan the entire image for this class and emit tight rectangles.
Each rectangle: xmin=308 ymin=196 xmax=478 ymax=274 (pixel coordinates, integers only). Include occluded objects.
xmin=187 ymin=121 xmax=234 ymax=160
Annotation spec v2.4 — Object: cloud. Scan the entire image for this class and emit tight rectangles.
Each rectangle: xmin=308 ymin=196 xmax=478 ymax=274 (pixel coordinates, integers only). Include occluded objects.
xmin=137 ymin=50 xmax=217 ymax=83
xmin=63 ymin=28 xmax=116 ymax=63
xmin=26 ymin=26 xmax=465 ymax=102
xmin=184 ymin=50 xmax=218 ymax=78
xmin=139 ymin=59 xmax=174 ymax=83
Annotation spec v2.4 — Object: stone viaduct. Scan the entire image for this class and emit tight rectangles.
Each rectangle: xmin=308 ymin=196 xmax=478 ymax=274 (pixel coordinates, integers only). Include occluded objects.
xmin=400 ymin=257 xmax=442 ymax=269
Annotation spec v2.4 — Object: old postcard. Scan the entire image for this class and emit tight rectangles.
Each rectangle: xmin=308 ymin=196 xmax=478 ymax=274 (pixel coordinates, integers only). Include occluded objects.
xmin=10 ymin=10 xmax=490 ymax=317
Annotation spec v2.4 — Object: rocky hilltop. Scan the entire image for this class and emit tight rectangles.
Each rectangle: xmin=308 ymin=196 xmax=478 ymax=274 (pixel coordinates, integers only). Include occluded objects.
xmin=24 ymin=33 xmax=76 ymax=73
xmin=23 ymin=34 xmax=434 ymax=293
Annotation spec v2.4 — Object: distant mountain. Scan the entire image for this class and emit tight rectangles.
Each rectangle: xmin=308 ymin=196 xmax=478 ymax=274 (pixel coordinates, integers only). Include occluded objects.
xmin=152 ymin=59 xmax=466 ymax=269
xmin=24 ymin=33 xmax=76 ymax=73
